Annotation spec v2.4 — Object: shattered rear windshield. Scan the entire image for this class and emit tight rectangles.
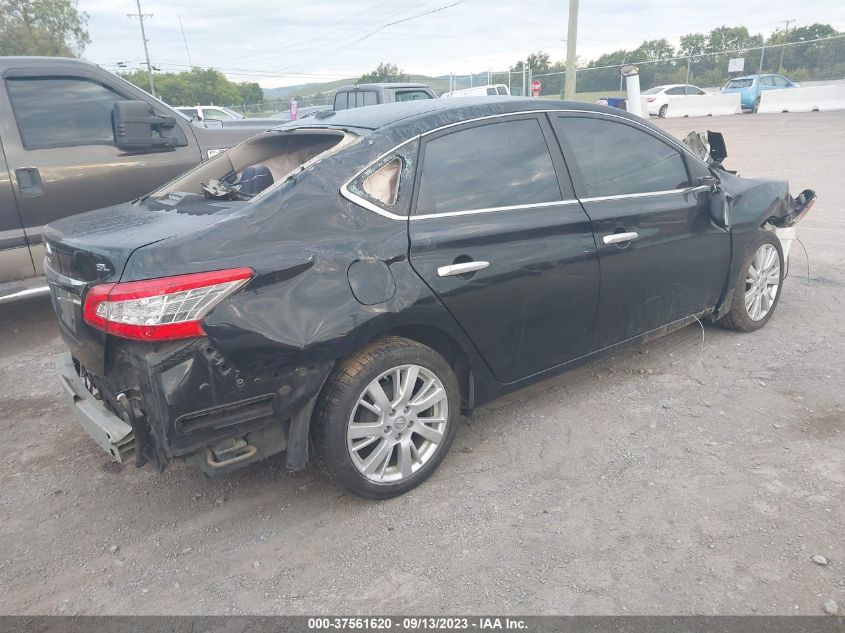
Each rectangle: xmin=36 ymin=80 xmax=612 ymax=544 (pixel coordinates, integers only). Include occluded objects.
xmin=726 ymin=79 xmax=753 ymax=89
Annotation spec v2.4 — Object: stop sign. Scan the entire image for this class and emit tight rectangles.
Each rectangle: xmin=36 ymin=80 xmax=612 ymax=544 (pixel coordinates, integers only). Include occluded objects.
xmin=531 ymin=79 xmax=541 ymax=96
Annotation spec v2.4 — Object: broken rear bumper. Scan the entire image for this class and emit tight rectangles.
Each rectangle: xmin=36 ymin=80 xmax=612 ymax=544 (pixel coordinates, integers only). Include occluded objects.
xmin=56 ymin=353 xmax=135 ymax=462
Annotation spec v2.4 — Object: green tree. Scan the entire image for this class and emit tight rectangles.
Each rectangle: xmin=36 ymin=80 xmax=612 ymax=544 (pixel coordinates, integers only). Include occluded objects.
xmin=511 ymin=51 xmax=552 ymax=72
xmin=120 ymin=68 xmax=261 ymax=107
xmin=0 ymin=0 xmax=90 ymax=56
xmin=679 ymin=33 xmax=708 ymax=58
xmin=236 ymin=81 xmax=263 ymax=104
xmin=359 ymin=62 xmax=408 ymax=83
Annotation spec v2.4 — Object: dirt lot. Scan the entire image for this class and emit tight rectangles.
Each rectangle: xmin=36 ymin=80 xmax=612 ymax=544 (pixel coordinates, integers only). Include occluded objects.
xmin=0 ymin=112 xmax=843 ymax=616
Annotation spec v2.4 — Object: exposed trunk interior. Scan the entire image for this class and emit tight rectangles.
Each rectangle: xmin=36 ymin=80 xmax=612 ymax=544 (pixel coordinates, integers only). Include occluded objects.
xmin=149 ymin=129 xmax=357 ymax=202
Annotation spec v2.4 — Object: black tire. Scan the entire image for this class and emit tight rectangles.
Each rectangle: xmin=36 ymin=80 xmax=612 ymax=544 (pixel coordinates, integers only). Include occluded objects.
xmin=311 ymin=336 xmax=461 ymax=499
xmin=717 ymin=230 xmax=784 ymax=332
xmin=658 ymin=104 xmax=668 ymax=118
xmin=752 ymin=96 xmax=761 ymax=113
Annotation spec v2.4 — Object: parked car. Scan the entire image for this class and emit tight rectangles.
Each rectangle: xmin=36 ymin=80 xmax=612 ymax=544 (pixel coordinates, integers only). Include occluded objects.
xmin=44 ymin=98 xmax=815 ymax=499
xmin=441 ymin=84 xmax=510 ymax=98
xmin=0 ymin=57 xmax=279 ymax=295
xmin=175 ymin=105 xmax=246 ymax=121
xmin=721 ymin=74 xmax=798 ymax=112
xmin=641 ymin=84 xmax=707 ymax=117
xmin=333 ymin=83 xmax=436 ymax=110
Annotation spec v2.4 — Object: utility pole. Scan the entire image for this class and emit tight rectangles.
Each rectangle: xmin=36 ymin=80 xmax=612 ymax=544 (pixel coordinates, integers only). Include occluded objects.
xmin=778 ymin=19 xmax=795 ymax=71
xmin=128 ymin=0 xmax=155 ymax=96
xmin=564 ymin=0 xmax=579 ymax=99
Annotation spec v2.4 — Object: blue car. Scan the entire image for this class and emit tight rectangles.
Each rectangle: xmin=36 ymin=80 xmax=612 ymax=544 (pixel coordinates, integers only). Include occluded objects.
xmin=721 ymin=74 xmax=798 ymax=112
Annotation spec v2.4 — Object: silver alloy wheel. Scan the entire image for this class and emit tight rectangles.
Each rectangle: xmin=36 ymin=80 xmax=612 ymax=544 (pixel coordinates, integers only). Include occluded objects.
xmin=745 ymin=243 xmax=780 ymax=321
xmin=347 ymin=364 xmax=448 ymax=483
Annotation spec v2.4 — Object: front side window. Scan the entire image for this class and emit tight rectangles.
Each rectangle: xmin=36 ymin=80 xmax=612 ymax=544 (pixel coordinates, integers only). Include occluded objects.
xmin=553 ymin=116 xmax=690 ymax=198
xmin=496 ymin=86 xmax=508 ymax=95
xmin=417 ymin=118 xmax=561 ymax=214
xmin=7 ymin=76 xmax=126 ymax=149
xmin=395 ymin=90 xmax=433 ymax=102
xmin=773 ymin=76 xmax=790 ymax=87
xmin=202 ymin=109 xmax=229 ymax=121
xmin=761 ymin=76 xmax=776 ymax=87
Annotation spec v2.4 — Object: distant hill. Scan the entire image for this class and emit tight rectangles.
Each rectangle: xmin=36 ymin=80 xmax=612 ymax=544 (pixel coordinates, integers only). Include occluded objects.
xmin=262 ymin=72 xmax=501 ymax=100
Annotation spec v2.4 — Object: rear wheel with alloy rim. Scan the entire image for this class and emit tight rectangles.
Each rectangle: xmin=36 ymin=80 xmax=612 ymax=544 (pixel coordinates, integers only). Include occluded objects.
xmin=717 ymin=230 xmax=784 ymax=332
xmin=312 ymin=337 xmax=460 ymax=499
xmin=658 ymin=104 xmax=668 ymax=118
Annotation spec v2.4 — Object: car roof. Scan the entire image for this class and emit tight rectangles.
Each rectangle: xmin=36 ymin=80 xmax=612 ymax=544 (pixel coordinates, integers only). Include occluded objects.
xmin=340 ymin=83 xmax=432 ymax=90
xmin=278 ymin=97 xmax=633 ymax=135
xmin=0 ymin=56 xmax=103 ymax=71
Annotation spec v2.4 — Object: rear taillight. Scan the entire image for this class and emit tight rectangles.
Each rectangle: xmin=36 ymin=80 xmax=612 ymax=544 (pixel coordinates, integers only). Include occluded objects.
xmin=83 ymin=268 xmax=253 ymax=341
xmin=646 ymin=97 xmax=656 ymax=102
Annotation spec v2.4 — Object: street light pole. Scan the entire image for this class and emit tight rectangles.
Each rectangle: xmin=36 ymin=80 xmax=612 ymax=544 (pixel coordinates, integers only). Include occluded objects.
xmin=564 ymin=0 xmax=579 ymax=99
xmin=128 ymin=0 xmax=155 ymax=96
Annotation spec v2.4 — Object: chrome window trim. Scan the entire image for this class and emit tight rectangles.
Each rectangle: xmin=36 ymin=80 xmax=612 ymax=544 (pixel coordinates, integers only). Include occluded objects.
xmin=415 ymin=199 xmax=579 ymax=220
xmin=579 ymin=187 xmax=704 ymax=203
xmin=339 ymin=108 xmax=710 ymax=221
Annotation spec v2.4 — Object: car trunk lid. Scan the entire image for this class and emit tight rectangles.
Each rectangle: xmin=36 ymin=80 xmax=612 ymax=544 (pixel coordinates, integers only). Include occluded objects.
xmin=43 ymin=200 xmax=246 ymax=374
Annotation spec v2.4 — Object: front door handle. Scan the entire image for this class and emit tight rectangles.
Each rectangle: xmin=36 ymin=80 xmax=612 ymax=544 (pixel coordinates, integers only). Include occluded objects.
xmin=15 ymin=167 xmax=44 ymax=198
xmin=602 ymin=232 xmax=639 ymax=245
xmin=437 ymin=261 xmax=490 ymax=277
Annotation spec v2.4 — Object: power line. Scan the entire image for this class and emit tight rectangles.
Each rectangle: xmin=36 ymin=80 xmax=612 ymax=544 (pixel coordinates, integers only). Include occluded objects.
xmin=178 ymin=14 xmax=192 ymax=67
xmin=279 ymin=0 xmax=467 ymax=74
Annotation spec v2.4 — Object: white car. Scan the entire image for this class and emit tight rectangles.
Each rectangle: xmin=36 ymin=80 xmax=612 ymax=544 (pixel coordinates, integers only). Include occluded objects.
xmin=440 ymin=84 xmax=510 ymax=98
xmin=175 ymin=105 xmax=246 ymax=121
xmin=641 ymin=84 xmax=706 ymax=117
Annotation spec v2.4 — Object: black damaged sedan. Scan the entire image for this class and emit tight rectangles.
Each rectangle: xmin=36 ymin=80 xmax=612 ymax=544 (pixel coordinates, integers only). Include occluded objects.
xmin=44 ymin=98 xmax=815 ymax=498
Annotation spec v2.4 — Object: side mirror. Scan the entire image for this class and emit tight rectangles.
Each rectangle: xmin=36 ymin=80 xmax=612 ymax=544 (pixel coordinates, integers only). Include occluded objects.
xmin=112 ymin=100 xmax=180 ymax=149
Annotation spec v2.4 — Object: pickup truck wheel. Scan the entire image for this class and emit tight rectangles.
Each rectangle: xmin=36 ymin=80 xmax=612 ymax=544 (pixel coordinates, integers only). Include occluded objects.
xmin=311 ymin=337 xmax=460 ymax=499
xmin=658 ymin=104 xmax=668 ymax=118
xmin=717 ymin=230 xmax=784 ymax=332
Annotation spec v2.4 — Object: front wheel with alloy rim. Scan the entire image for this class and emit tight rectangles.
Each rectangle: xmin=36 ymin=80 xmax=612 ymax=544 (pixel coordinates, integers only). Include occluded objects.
xmin=311 ymin=337 xmax=460 ymax=499
xmin=717 ymin=230 xmax=784 ymax=332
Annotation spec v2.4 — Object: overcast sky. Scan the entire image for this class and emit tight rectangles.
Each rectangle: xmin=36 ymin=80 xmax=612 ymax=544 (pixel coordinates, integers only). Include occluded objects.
xmin=81 ymin=0 xmax=845 ymax=88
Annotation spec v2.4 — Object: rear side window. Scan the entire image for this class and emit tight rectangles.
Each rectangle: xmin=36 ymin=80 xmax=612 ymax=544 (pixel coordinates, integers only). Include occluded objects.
xmin=7 ymin=77 xmax=126 ymax=149
xmin=335 ymin=91 xmax=378 ymax=110
xmin=417 ymin=118 xmax=561 ymax=214
xmin=553 ymin=116 xmax=689 ymax=198
xmin=666 ymin=87 xmax=686 ymax=95
xmin=395 ymin=90 xmax=432 ymax=102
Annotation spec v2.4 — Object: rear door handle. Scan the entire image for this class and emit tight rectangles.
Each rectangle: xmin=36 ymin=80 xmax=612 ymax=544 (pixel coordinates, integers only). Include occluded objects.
xmin=437 ymin=261 xmax=490 ymax=277
xmin=15 ymin=167 xmax=44 ymax=197
xmin=602 ymin=232 xmax=639 ymax=245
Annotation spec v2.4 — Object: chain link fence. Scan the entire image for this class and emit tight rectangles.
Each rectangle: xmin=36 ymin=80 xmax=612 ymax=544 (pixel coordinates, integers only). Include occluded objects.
xmin=224 ymin=34 xmax=845 ymax=115
xmin=558 ymin=34 xmax=845 ymax=97
xmin=227 ymin=94 xmax=334 ymax=117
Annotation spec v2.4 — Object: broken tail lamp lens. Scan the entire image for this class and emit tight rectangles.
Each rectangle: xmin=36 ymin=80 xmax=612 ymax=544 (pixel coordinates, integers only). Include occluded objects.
xmin=83 ymin=268 xmax=253 ymax=341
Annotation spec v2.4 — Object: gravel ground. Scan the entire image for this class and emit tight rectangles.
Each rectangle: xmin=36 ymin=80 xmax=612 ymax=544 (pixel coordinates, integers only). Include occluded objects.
xmin=0 ymin=111 xmax=843 ymax=616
